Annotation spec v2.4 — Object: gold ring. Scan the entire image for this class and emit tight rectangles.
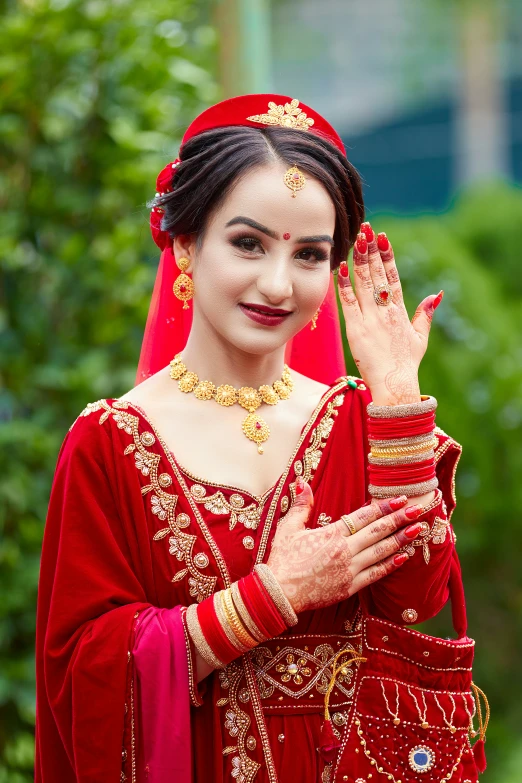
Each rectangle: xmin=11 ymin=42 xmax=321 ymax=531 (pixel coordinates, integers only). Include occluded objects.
xmin=373 ymin=283 xmax=392 ymax=306
xmin=341 ymin=514 xmax=357 ymax=536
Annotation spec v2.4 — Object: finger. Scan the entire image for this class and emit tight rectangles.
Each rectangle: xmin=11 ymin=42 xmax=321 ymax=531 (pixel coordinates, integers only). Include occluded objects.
xmin=351 ymin=550 xmax=410 ymax=592
xmin=353 ymin=520 xmax=424 ymax=570
xmin=349 ymin=503 xmax=424 ymax=556
xmin=361 ymin=222 xmax=389 ymax=293
xmin=411 ymin=291 xmax=444 ymax=341
xmin=337 ymin=260 xmax=363 ymax=326
xmin=377 ymin=232 xmax=404 ymax=305
xmin=351 ymin=232 xmax=374 ymax=306
xmin=334 ymin=496 xmax=407 ymax=540
xmin=278 ymin=476 xmax=314 ymax=534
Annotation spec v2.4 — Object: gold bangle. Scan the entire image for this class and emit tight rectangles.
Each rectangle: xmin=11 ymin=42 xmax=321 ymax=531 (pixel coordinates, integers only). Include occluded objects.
xmin=230 ymin=581 xmax=266 ymax=643
xmin=214 ymin=593 xmax=249 ymax=653
xmin=221 ymin=589 xmax=258 ymax=649
xmin=371 ymin=438 xmax=438 ymax=457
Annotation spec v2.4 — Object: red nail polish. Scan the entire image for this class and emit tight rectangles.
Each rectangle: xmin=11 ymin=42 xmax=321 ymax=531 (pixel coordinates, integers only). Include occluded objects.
xmin=433 ymin=290 xmax=444 ymax=309
xmin=389 ymin=495 xmax=408 ymax=511
xmin=405 ymin=522 xmax=424 ymax=539
xmin=404 ymin=504 xmax=423 ymax=520
xmin=394 ymin=552 xmax=409 ymax=566
xmin=339 ymin=262 xmax=349 ymax=277
xmin=356 ymin=234 xmax=367 ymax=254
xmin=296 ymin=477 xmax=304 ymax=495
xmin=360 ymin=222 xmax=374 ymax=242
xmin=377 ymin=232 xmax=389 ymax=252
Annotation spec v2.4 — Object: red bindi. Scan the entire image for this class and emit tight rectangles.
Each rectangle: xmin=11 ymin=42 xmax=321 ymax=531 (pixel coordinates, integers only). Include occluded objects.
xmin=283 ymin=233 xmax=291 ymax=240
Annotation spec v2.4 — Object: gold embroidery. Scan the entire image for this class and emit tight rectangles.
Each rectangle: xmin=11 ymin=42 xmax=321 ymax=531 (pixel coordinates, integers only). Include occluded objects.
xmin=90 ymin=400 xmax=216 ymax=601
xmin=317 ymin=512 xmax=332 ymax=527
xmin=246 ymin=98 xmax=314 ymax=131
xmin=402 ymin=515 xmax=451 ymax=565
xmin=189 ymin=483 xmax=265 ymax=531
xmin=251 ymin=641 xmax=359 ymax=701
xmin=218 ymin=661 xmax=261 ymax=783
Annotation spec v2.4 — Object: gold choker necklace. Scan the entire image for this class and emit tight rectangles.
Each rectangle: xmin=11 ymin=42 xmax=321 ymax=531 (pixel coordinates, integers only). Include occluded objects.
xmin=169 ymin=353 xmax=294 ymax=454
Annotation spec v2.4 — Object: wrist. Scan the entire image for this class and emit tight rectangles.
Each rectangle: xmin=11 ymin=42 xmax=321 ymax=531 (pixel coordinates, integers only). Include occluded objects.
xmin=185 ymin=567 xmax=298 ymax=670
xmin=369 ymin=379 xmax=421 ymax=406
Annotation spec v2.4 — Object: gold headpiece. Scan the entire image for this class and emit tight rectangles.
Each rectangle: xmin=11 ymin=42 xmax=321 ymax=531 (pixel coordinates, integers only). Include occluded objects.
xmin=246 ymin=99 xmax=314 ymax=132
xmin=284 ymin=164 xmax=306 ymax=198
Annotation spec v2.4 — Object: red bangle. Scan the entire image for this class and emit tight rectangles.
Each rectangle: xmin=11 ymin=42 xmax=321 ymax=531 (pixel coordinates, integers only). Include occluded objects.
xmin=237 ymin=574 xmax=286 ymax=639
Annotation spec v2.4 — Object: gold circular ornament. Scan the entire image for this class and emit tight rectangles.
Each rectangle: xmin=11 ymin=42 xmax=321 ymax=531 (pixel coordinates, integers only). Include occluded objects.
xmin=169 ymin=358 xmax=186 ymax=380
xmin=215 ymin=384 xmax=238 ymax=406
xmin=238 ymin=387 xmax=262 ymax=412
xmin=284 ymin=164 xmax=306 ymax=198
xmin=259 ymin=385 xmax=279 ymax=404
xmin=273 ymin=380 xmax=291 ymax=399
xmin=194 ymin=380 xmax=216 ymax=400
xmin=178 ymin=371 xmax=198 ymax=392
xmin=242 ymin=413 xmax=270 ymax=454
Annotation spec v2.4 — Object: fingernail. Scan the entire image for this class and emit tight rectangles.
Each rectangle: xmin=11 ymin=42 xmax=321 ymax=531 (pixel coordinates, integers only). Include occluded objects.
xmin=433 ymin=290 xmax=444 ymax=309
xmin=296 ymin=476 xmax=305 ymax=495
xmin=389 ymin=495 xmax=408 ymax=511
xmin=394 ymin=552 xmax=409 ymax=566
xmin=356 ymin=233 xmax=367 ymax=254
xmin=405 ymin=522 xmax=424 ymax=539
xmin=377 ymin=232 xmax=389 ymax=252
xmin=339 ymin=261 xmax=349 ymax=278
xmin=404 ymin=504 xmax=423 ymax=519
xmin=360 ymin=222 xmax=374 ymax=242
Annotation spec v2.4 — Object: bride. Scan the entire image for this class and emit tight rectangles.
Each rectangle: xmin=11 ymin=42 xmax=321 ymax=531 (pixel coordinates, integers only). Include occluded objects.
xmin=35 ymin=94 xmax=476 ymax=783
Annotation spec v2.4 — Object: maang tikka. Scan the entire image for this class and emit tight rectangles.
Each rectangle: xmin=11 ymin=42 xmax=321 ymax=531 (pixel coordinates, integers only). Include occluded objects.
xmin=284 ymin=164 xmax=306 ymax=197
xmin=173 ymin=256 xmax=194 ymax=309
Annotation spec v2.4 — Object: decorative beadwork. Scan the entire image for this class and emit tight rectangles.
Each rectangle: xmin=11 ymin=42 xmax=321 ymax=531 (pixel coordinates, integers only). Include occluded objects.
xmin=408 ymin=744 xmax=435 ymax=772
xmin=402 ymin=608 xmax=418 ymax=624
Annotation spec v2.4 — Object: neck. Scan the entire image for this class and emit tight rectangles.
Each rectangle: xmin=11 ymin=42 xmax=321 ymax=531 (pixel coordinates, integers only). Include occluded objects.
xmin=180 ymin=312 xmax=288 ymax=389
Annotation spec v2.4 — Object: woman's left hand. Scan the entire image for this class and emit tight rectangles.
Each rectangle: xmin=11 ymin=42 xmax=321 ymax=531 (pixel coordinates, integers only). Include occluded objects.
xmin=337 ymin=222 xmax=443 ymax=406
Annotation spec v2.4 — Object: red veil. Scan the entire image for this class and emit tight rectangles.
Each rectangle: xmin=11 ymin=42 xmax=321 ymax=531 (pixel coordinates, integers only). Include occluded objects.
xmin=136 ymin=94 xmax=348 ymax=386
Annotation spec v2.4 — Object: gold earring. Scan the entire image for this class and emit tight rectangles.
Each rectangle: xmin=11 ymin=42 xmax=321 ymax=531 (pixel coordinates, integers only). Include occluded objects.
xmin=310 ymin=306 xmax=321 ymax=330
xmin=173 ymin=256 xmax=194 ymax=309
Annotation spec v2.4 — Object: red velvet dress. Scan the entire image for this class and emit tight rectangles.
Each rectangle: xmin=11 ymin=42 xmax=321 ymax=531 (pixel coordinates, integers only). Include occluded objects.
xmin=35 ymin=377 xmax=463 ymax=783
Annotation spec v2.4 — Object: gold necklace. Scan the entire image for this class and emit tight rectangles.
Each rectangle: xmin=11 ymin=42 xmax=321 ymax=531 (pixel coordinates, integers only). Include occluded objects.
xmin=169 ymin=352 xmax=294 ymax=454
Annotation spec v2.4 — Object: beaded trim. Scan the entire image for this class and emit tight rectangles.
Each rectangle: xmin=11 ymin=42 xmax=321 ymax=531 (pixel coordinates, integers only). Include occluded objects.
xmin=186 ymin=603 xmax=225 ymax=669
xmin=369 ymin=477 xmax=439 ymax=498
xmin=367 ymin=395 xmax=437 ymax=418
xmin=254 ymin=564 xmax=298 ymax=627
xmin=180 ymin=607 xmax=204 ymax=707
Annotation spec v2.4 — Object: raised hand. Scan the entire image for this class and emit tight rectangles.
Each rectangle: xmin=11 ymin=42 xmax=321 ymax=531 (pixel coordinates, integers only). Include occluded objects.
xmin=337 ymin=222 xmax=443 ymax=406
xmin=267 ymin=477 xmax=425 ymax=614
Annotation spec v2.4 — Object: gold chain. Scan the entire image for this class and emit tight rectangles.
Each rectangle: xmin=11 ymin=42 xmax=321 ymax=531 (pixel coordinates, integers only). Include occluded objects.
xmin=169 ymin=352 xmax=294 ymax=454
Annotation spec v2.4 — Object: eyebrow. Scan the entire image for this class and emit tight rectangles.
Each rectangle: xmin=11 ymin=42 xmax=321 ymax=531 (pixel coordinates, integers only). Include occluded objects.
xmin=225 ymin=216 xmax=334 ymax=246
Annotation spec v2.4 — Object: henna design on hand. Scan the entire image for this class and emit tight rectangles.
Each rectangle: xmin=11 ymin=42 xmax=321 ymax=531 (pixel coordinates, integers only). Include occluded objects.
xmin=381 ymin=308 xmax=421 ymax=404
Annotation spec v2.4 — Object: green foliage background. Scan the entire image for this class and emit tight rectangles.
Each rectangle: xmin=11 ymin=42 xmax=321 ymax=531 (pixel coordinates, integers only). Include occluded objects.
xmin=1 ymin=0 xmax=521 ymax=780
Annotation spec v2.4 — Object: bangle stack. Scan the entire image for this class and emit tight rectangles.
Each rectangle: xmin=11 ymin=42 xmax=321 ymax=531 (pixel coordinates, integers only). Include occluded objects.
xmin=186 ymin=564 xmax=298 ymax=669
xmin=367 ymin=396 xmax=439 ymax=499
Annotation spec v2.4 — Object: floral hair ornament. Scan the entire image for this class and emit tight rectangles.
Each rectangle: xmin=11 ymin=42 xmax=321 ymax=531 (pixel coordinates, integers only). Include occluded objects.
xmin=137 ymin=94 xmax=347 ymax=386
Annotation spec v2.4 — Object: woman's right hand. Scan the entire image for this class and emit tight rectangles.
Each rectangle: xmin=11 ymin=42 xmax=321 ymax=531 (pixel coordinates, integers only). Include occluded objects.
xmin=267 ymin=478 xmax=424 ymax=614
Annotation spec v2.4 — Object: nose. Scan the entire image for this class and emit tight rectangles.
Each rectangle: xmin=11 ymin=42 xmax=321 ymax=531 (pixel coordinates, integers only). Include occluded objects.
xmin=255 ymin=255 xmax=293 ymax=304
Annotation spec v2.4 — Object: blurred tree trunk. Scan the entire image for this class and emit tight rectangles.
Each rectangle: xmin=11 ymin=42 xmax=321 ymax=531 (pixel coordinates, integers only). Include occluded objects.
xmin=214 ymin=0 xmax=272 ymax=97
xmin=455 ymin=0 xmax=508 ymax=184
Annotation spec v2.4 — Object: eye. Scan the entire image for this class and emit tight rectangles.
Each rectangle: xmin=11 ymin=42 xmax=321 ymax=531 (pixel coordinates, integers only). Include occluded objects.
xmin=296 ymin=247 xmax=330 ymax=264
xmin=230 ymin=236 xmax=264 ymax=253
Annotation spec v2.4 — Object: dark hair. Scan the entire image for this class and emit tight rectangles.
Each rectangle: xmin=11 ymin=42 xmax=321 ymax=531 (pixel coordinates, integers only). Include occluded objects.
xmin=150 ymin=125 xmax=365 ymax=270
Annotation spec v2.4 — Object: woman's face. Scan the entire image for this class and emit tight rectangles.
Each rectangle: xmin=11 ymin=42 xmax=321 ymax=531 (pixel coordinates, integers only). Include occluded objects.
xmin=173 ymin=162 xmax=336 ymax=356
